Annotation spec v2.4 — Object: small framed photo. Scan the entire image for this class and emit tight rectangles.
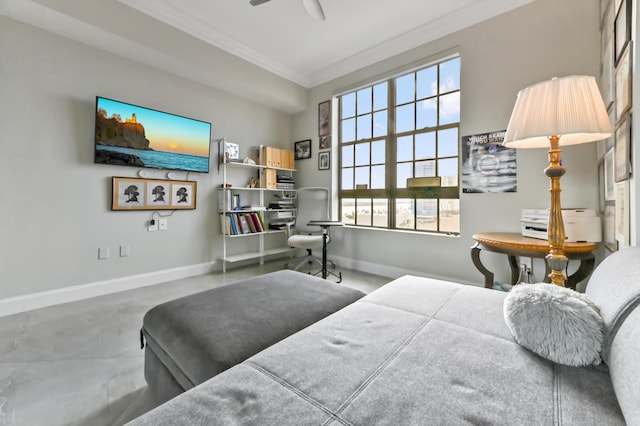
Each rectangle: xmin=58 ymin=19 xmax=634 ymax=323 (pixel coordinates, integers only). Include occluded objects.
xmin=319 ymin=135 xmax=331 ymax=150
xmin=604 ymin=202 xmax=618 ymax=252
xmin=615 ymin=180 xmax=630 ymax=246
xmin=614 ymin=0 xmax=631 ymax=65
xmin=171 ymin=182 xmax=196 ymax=208
xmin=615 ymin=114 xmax=631 ymax=182
xmin=615 ymin=41 xmax=632 ymax=121
xmin=318 ymin=100 xmax=331 ymax=137
xmin=604 ymin=148 xmax=615 ymax=201
xmin=318 ymin=151 xmax=330 ymax=170
xmin=294 ymin=139 xmax=311 ymax=160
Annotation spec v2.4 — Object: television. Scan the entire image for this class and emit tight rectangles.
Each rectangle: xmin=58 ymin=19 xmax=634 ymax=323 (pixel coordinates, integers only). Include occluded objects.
xmin=94 ymin=96 xmax=212 ymax=173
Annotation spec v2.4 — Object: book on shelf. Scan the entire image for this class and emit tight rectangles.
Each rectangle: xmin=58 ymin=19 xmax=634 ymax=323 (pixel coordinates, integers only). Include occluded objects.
xmin=244 ymin=213 xmax=257 ymax=233
xmin=220 ymin=214 xmax=232 ymax=235
xmin=238 ymin=214 xmax=250 ymax=234
xmin=228 ymin=214 xmax=239 ymax=235
xmin=249 ymin=212 xmax=264 ymax=232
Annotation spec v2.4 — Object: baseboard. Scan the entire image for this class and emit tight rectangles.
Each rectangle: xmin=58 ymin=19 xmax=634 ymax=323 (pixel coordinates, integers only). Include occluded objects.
xmin=333 ymin=255 xmax=478 ymax=287
xmin=0 ymin=261 xmax=216 ymax=318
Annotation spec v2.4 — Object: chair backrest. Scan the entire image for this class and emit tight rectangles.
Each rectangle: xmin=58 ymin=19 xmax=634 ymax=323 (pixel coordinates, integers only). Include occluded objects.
xmin=294 ymin=187 xmax=330 ymax=234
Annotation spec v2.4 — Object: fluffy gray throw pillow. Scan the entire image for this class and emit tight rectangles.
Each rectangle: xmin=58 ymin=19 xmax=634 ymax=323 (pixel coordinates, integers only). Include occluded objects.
xmin=503 ymin=283 xmax=604 ymax=366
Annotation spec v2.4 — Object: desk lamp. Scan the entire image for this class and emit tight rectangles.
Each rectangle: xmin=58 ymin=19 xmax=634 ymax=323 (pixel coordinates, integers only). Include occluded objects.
xmin=503 ymin=75 xmax=612 ymax=286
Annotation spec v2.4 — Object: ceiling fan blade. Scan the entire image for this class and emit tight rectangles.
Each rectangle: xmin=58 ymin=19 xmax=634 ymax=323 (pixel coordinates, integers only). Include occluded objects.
xmin=302 ymin=0 xmax=326 ymax=21
xmin=250 ymin=0 xmax=271 ymax=6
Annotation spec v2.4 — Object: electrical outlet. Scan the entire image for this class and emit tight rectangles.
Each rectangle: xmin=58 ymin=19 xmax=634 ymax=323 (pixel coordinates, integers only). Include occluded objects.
xmin=520 ymin=256 xmax=532 ymax=271
xmin=120 ymin=244 xmax=130 ymax=257
xmin=98 ymin=247 xmax=110 ymax=260
xmin=159 ymin=218 xmax=168 ymax=231
xmin=148 ymin=220 xmax=158 ymax=232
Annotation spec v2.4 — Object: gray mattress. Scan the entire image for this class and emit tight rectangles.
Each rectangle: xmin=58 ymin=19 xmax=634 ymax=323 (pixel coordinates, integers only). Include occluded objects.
xmin=128 ymin=275 xmax=624 ymax=425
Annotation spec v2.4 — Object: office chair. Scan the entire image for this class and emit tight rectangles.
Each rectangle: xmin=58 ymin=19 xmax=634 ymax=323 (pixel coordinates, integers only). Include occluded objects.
xmin=286 ymin=187 xmax=337 ymax=276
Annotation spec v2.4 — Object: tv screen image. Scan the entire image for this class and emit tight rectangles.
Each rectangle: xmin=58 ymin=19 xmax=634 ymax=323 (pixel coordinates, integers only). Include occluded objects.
xmin=95 ymin=97 xmax=212 ymax=173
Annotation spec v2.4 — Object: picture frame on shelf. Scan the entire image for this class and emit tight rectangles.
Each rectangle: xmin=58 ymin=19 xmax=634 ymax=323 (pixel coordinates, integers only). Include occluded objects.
xmin=604 ymin=148 xmax=615 ymax=201
xmin=615 ymin=41 xmax=632 ymax=121
xmin=318 ymin=100 xmax=331 ymax=137
xmin=615 ymin=114 xmax=631 ymax=182
xmin=112 ymin=177 xmax=197 ymax=211
xmin=294 ymin=139 xmax=312 ymax=160
xmin=318 ymin=151 xmax=330 ymax=170
xmin=614 ymin=0 xmax=631 ymax=65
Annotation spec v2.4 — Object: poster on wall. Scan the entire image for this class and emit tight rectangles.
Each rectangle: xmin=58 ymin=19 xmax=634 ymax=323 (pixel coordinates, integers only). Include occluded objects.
xmin=461 ymin=130 xmax=517 ymax=193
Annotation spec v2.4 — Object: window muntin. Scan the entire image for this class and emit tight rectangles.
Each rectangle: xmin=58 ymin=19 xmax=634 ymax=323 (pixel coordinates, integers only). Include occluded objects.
xmin=338 ymin=56 xmax=460 ymax=234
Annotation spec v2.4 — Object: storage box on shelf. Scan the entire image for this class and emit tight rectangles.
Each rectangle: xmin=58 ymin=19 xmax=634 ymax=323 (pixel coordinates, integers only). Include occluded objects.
xmin=218 ymin=145 xmax=296 ymax=272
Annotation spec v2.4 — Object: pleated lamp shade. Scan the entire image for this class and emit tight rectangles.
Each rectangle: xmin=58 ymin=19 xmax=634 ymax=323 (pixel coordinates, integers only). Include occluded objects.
xmin=503 ymin=75 xmax=612 ymax=148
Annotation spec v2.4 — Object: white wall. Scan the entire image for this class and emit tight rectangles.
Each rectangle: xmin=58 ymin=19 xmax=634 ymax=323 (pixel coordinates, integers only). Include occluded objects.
xmin=292 ymin=0 xmax=603 ymax=285
xmin=0 ymin=18 xmax=293 ymax=301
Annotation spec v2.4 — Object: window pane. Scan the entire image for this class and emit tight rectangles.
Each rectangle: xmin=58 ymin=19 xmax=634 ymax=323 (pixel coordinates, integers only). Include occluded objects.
xmin=356 ymin=198 xmax=371 ymax=226
xmin=371 ymin=140 xmax=385 ymax=164
xmin=439 ymin=157 xmax=459 ymax=186
xmin=397 ymin=162 xmax=412 ymax=188
xmin=373 ymin=83 xmax=388 ymax=111
xmin=357 ymin=87 xmax=372 ymax=114
xmin=372 ymin=198 xmax=388 ymax=227
xmin=341 ymin=167 xmax=354 ymax=190
xmin=415 ymin=132 xmax=436 ymax=159
xmin=342 ymin=118 xmax=355 ymax=142
xmin=440 ymin=57 xmax=460 ymax=93
xmin=342 ymin=145 xmax=354 ymax=167
xmin=357 ymin=114 xmax=372 ymax=140
xmin=396 ymin=103 xmax=415 ymax=133
xmin=417 ymin=65 xmax=437 ymax=99
xmin=355 ymin=143 xmax=370 ymax=166
xmin=395 ymin=74 xmax=414 ymax=105
xmin=439 ymin=92 xmax=460 ymax=125
xmin=438 ymin=128 xmax=459 ymax=157
xmin=396 ymin=198 xmax=414 ymax=229
xmin=341 ymin=93 xmax=356 ymax=118
xmin=416 ymin=199 xmax=437 ymax=232
xmin=373 ymin=111 xmax=387 ymax=137
xmin=415 ymin=160 xmax=436 ymax=177
xmin=440 ymin=199 xmax=460 ymax=233
xmin=371 ymin=165 xmax=385 ymax=189
xmin=341 ymin=198 xmax=355 ymax=225
xmin=397 ymin=136 xmax=413 ymax=162
xmin=355 ymin=166 xmax=369 ymax=187
xmin=417 ymin=98 xmax=437 ymax=129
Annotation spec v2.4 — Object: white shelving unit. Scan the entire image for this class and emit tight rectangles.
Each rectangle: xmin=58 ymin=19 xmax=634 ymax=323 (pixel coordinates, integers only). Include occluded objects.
xmin=218 ymin=158 xmax=296 ymax=272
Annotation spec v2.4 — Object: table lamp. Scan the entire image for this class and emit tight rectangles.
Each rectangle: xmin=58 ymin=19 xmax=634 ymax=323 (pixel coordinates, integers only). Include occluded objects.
xmin=503 ymin=75 xmax=612 ymax=286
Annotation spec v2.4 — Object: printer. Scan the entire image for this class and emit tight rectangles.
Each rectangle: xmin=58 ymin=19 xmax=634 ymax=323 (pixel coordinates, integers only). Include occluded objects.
xmin=520 ymin=209 xmax=602 ymax=242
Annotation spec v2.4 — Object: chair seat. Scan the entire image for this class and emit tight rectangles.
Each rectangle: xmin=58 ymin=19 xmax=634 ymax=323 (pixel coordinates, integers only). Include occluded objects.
xmin=288 ymin=234 xmax=323 ymax=249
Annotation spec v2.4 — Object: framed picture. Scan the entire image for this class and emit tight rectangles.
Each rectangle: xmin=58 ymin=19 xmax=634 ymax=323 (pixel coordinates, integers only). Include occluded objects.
xmin=598 ymin=160 xmax=605 ymax=213
xmin=604 ymin=148 xmax=615 ymax=201
xmin=604 ymin=202 xmax=618 ymax=252
xmin=614 ymin=0 xmax=630 ymax=64
xmin=319 ymin=135 xmax=331 ymax=150
xmin=318 ymin=100 xmax=331 ymax=137
xmin=615 ymin=180 xmax=630 ymax=246
xmin=318 ymin=151 xmax=330 ymax=170
xmin=294 ymin=139 xmax=311 ymax=160
xmin=615 ymin=114 xmax=631 ymax=182
xmin=615 ymin=41 xmax=632 ymax=121
xmin=600 ymin=34 xmax=614 ymax=110
xmin=112 ymin=177 xmax=197 ymax=210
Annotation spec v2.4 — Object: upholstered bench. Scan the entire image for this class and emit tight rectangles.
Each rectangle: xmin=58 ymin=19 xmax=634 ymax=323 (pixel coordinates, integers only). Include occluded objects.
xmin=140 ymin=269 xmax=365 ymax=403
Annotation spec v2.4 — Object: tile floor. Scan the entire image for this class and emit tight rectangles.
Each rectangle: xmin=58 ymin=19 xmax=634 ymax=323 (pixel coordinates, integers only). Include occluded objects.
xmin=0 ymin=261 xmax=389 ymax=426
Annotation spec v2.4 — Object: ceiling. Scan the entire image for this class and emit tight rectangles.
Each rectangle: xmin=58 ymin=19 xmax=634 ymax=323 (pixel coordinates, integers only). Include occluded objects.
xmin=3 ymin=0 xmax=532 ymax=87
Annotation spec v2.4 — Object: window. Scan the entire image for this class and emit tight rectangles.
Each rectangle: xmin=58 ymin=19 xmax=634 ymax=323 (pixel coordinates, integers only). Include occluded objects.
xmin=338 ymin=56 xmax=460 ymax=234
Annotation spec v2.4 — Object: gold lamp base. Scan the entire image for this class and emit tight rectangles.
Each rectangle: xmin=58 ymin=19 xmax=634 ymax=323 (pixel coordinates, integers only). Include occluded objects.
xmin=545 ymin=135 xmax=568 ymax=286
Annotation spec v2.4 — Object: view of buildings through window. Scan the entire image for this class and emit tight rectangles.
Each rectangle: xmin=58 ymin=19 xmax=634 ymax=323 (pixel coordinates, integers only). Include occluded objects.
xmin=338 ymin=55 xmax=461 ymax=234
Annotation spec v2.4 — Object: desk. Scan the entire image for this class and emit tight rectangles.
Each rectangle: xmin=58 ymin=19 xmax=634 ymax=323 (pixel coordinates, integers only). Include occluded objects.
xmin=471 ymin=232 xmax=598 ymax=290
xmin=307 ymin=221 xmax=343 ymax=283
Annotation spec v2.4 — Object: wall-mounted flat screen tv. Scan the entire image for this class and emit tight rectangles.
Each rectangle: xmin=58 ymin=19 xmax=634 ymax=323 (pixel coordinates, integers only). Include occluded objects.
xmin=95 ymin=96 xmax=212 ymax=173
